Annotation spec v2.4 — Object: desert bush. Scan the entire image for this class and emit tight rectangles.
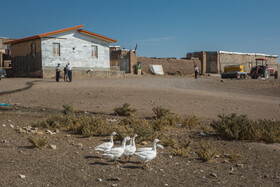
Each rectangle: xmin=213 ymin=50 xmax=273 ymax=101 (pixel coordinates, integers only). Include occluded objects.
xmin=75 ymin=115 xmax=111 ymax=137
xmin=158 ymin=134 xmax=177 ymax=148
xmin=211 ymin=113 xmax=280 ymax=143
xmin=171 ymin=140 xmax=192 ymax=157
xmin=32 ymin=114 xmax=76 ymax=129
xmin=28 ymin=136 xmax=49 ymax=149
xmin=152 ymin=106 xmax=171 ymax=119
xmin=62 ymin=104 xmax=75 ymax=116
xmin=182 ymin=115 xmax=200 ymax=129
xmin=151 ymin=118 xmax=169 ymax=131
xmin=114 ymin=103 xmax=137 ymax=116
xmin=218 ymin=147 xmax=242 ymax=162
xmin=130 ymin=119 xmax=156 ymax=143
xmin=164 ymin=114 xmax=182 ymax=126
xmin=196 ymin=140 xmax=217 ymax=162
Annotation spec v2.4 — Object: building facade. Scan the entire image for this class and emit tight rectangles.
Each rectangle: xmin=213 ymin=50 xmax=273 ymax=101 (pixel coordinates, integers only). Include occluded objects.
xmin=4 ymin=25 xmax=117 ymax=77
xmin=187 ymin=51 xmax=279 ymax=74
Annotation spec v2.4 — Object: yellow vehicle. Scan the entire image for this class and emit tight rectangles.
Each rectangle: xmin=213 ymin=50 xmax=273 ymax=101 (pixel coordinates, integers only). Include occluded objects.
xmin=221 ymin=65 xmax=248 ymax=79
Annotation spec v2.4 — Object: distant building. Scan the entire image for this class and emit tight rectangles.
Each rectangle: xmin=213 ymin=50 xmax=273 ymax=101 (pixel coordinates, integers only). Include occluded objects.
xmin=4 ymin=25 xmax=117 ymax=77
xmin=187 ymin=51 xmax=278 ymax=74
xmin=0 ymin=37 xmax=15 ymax=68
xmin=110 ymin=47 xmax=137 ymax=73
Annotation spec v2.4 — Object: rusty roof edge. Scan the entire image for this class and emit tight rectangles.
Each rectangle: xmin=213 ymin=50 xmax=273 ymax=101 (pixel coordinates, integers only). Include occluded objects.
xmin=3 ymin=25 xmax=85 ymax=45
xmin=78 ymin=29 xmax=117 ymax=43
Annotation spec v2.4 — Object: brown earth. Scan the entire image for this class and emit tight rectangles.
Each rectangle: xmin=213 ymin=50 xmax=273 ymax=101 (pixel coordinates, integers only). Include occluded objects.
xmin=0 ymin=75 xmax=280 ymax=186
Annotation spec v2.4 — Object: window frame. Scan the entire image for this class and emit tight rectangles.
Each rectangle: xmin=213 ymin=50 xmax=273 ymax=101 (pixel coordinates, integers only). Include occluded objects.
xmin=91 ymin=45 xmax=98 ymax=59
xmin=53 ymin=43 xmax=61 ymax=57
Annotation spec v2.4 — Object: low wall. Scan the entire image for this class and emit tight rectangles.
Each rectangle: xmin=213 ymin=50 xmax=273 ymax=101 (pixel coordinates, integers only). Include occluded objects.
xmin=137 ymin=57 xmax=201 ymax=75
xmin=43 ymin=68 xmax=125 ymax=78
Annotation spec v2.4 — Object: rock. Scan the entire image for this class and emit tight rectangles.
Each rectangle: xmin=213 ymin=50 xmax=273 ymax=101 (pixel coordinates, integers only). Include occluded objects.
xmin=2 ymin=140 xmax=8 ymax=143
xmin=7 ymin=120 xmax=11 ymax=123
xmin=97 ymin=178 xmax=102 ymax=182
xmin=2 ymin=124 xmax=6 ymax=127
xmin=199 ymin=132 xmax=210 ymax=137
xmin=111 ymin=184 xmax=118 ymax=187
xmin=236 ymin=164 xmax=244 ymax=168
xmin=37 ymin=131 xmax=44 ymax=135
xmin=54 ymin=129 xmax=60 ymax=133
xmin=169 ymin=155 xmax=173 ymax=158
xmin=49 ymin=144 xmax=57 ymax=149
xmin=19 ymin=174 xmax=26 ymax=179
xmin=165 ymin=184 xmax=168 ymax=186
xmin=10 ymin=124 xmax=14 ymax=128
xmin=210 ymin=173 xmax=217 ymax=178
xmin=141 ymin=141 xmax=148 ymax=145
xmin=160 ymin=169 xmax=164 ymax=172
xmin=107 ymin=177 xmax=121 ymax=181
xmin=30 ymin=130 xmax=37 ymax=134
xmin=77 ymin=143 xmax=83 ymax=148
xmin=229 ymin=171 xmax=235 ymax=175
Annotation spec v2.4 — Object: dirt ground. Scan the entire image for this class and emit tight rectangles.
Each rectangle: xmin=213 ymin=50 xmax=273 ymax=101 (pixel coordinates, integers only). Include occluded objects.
xmin=0 ymin=75 xmax=280 ymax=186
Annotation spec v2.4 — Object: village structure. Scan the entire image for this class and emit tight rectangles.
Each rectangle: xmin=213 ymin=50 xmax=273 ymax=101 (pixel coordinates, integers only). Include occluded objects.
xmin=1 ymin=25 xmax=279 ymax=78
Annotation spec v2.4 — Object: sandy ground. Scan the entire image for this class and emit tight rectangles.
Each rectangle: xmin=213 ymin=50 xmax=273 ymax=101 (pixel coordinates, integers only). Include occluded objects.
xmin=0 ymin=75 xmax=280 ymax=186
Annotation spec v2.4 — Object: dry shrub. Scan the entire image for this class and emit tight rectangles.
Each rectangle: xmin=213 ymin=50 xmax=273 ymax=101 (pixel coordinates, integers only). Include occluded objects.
xmin=75 ymin=115 xmax=111 ymax=137
xmin=211 ymin=113 xmax=280 ymax=143
xmin=196 ymin=140 xmax=217 ymax=162
xmin=32 ymin=114 xmax=76 ymax=129
xmin=219 ymin=147 xmax=242 ymax=162
xmin=151 ymin=118 xmax=169 ymax=131
xmin=114 ymin=124 xmax=134 ymax=141
xmin=164 ymin=114 xmax=182 ymax=126
xmin=114 ymin=103 xmax=137 ymax=116
xmin=28 ymin=136 xmax=49 ymax=149
xmin=129 ymin=119 xmax=156 ymax=143
xmin=62 ymin=104 xmax=75 ymax=116
xmin=158 ymin=134 xmax=177 ymax=148
xmin=152 ymin=106 xmax=171 ymax=119
xmin=182 ymin=115 xmax=200 ymax=129
xmin=171 ymin=139 xmax=192 ymax=157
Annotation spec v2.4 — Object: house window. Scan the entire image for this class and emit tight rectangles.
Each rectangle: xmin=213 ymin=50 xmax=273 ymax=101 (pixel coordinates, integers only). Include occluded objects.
xmin=91 ymin=45 xmax=98 ymax=58
xmin=53 ymin=43 xmax=60 ymax=57
xmin=31 ymin=43 xmax=36 ymax=58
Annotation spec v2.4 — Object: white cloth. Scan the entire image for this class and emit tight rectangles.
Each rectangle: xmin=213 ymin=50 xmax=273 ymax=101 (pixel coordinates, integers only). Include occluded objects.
xmin=67 ymin=65 xmax=72 ymax=71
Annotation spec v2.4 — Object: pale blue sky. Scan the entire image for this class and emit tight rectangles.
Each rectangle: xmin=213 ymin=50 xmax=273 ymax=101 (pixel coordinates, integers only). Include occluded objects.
xmin=1 ymin=0 xmax=279 ymax=61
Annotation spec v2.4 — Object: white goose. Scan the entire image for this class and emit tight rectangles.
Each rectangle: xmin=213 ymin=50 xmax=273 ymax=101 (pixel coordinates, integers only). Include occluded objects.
xmin=136 ymin=144 xmax=164 ymax=152
xmin=123 ymin=134 xmax=138 ymax=160
xmin=134 ymin=138 xmax=160 ymax=168
xmin=102 ymin=136 xmax=131 ymax=161
xmin=95 ymin=132 xmax=117 ymax=152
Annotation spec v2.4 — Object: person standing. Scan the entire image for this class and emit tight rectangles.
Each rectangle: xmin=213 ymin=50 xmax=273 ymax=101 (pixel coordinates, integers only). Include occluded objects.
xmin=64 ymin=64 xmax=68 ymax=82
xmin=194 ymin=65 xmax=199 ymax=79
xmin=56 ymin=63 xmax=61 ymax=82
xmin=67 ymin=63 xmax=72 ymax=82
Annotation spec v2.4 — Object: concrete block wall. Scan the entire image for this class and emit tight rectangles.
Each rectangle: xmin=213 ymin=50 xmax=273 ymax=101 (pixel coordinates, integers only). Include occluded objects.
xmin=137 ymin=57 xmax=201 ymax=75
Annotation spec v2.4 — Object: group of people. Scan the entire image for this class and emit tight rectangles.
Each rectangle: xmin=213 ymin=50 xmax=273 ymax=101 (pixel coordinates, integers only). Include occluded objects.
xmin=55 ymin=63 xmax=72 ymax=82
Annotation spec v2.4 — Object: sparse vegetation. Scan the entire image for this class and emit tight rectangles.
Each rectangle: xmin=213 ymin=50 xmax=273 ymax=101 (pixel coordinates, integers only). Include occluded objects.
xmin=159 ymin=134 xmax=177 ymax=147
xmin=152 ymin=106 xmax=171 ymax=119
xmin=28 ymin=136 xmax=49 ymax=149
xmin=211 ymin=113 xmax=280 ymax=143
xmin=62 ymin=104 xmax=75 ymax=116
xmin=114 ymin=103 xmax=137 ymax=116
xmin=171 ymin=139 xmax=192 ymax=157
xmin=182 ymin=115 xmax=200 ymax=129
xmin=196 ymin=140 xmax=217 ymax=162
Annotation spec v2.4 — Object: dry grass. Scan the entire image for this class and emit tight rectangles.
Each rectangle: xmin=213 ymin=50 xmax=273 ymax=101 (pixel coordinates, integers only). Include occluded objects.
xmin=182 ymin=115 xmax=200 ymax=129
xmin=158 ymin=134 xmax=177 ymax=148
xmin=211 ymin=113 xmax=280 ymax=143
xmin=171 ymin=139 xmax=192 ymax=157
xmin=152 ymin=106 xmax=171 ymax=119
xmin=196 ymin=140 xmax=217 ymax=162
xmin=114 ymin=103 xmax=137 ymax=116
xmin=28 ymin=136 xmax=49 ymax=149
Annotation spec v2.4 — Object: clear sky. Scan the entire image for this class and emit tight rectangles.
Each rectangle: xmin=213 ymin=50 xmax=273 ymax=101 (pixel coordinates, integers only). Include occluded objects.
xmin=1 ymin=0 xmax=279 ymax=60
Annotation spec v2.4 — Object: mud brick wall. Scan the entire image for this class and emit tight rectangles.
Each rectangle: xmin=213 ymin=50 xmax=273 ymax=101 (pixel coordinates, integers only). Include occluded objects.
xmin=137 ymin=57 xmax=201 ymax=75
xmin=11 ymin=39 xmax=42 ymax=77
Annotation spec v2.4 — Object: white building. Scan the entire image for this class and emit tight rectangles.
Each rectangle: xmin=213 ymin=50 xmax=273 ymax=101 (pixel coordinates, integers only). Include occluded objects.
xmin=4 ymin=25 xmax=117 ymax=77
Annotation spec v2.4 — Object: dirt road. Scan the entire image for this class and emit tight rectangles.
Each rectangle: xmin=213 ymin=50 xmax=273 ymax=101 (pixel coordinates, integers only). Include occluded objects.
xmin=1 ymin=75 xmax=279 ymax=121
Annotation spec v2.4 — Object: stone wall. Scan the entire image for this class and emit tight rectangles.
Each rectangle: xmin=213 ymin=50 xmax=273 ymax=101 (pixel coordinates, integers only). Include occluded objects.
xmin=137 ymin=57 xmax=201 ymax=75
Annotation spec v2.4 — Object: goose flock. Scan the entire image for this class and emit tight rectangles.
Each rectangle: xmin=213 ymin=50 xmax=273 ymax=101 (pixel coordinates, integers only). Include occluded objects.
xmin=95 ymin=132 xmax=164 ymax=168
